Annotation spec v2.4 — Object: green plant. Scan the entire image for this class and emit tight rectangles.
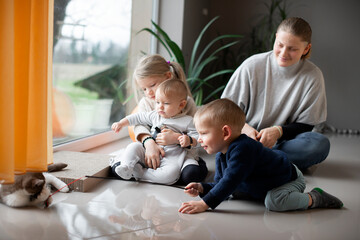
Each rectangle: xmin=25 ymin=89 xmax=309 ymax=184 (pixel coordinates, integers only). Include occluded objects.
xmin=139 ymin=16 xmax=242 ymax=105
xmin=74 ymin=64 xmax=133 ymax=121
xmin=236 ymin=0 xmax=292 ymax=64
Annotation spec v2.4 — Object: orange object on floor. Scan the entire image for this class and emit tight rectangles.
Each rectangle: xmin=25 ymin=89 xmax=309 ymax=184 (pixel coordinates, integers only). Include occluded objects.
xmin=52 ymin=88 xmax=75 ymax=138
xmin=128 ymin=105 xmax=139 ymax=142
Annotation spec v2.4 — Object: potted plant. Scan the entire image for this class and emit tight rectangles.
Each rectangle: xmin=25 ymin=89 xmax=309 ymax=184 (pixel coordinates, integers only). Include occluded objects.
xmin=74 ymin=63 xmax=132 ymax=130
xmin=139 ymin=16 xmax=243 ymax=105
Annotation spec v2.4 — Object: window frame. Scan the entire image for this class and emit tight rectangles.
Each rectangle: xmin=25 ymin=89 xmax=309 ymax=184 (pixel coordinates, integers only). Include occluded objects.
xmin=53 ymin=127 xmax=128 ymax=152
xmin=52 ymin=0 xmax=153 ymax=153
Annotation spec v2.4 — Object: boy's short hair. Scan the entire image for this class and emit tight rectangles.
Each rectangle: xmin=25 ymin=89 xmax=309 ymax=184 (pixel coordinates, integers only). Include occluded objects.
xmin=194 ymin=98 xmax=246 ymax=132
xmin=157 ymin=79 xmax=188 ymax=100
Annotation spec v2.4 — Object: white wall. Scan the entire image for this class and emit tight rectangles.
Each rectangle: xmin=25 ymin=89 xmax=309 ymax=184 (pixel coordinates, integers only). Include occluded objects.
xmin=157 ymin=0 xmax=185 ymax=60
xmin=289 ymin=0 xmax=360 ymax=130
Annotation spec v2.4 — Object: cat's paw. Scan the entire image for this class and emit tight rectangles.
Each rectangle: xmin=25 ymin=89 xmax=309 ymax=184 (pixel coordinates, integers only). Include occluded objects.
xmin=31 ymin=187 xmax=52 ymax=208
xmin=44 ymin=196 xmax=53 ymax=208
xmin=59 ymin=184 xmax=70 ymax=193
xmin=2 ymin=193 xmax=29 ymax=208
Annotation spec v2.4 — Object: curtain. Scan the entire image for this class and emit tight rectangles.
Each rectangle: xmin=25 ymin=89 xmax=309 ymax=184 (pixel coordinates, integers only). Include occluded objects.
xmin=0 ymin=0 xmax=53 ymax=184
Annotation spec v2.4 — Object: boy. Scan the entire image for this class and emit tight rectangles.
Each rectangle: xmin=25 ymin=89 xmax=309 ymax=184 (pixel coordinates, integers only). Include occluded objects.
xmin=111 ymin=79 xmax=198 ymax=185
xmin=178 ymin=98 xmax=343 ymax=214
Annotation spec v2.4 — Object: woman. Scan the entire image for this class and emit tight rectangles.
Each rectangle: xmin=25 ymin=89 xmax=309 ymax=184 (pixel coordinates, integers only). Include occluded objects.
xmin=221 ymin=17 xmax=329 ymax=170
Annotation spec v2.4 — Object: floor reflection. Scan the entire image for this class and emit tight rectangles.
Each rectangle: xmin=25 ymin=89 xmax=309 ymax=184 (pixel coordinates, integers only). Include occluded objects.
xmin=1 ymin=135 xmax=359 ymax=240
xmin=53 ymin=182 xmax=206 ymax=239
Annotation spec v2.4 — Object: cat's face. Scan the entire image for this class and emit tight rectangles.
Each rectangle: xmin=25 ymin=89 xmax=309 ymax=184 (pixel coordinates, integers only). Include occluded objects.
xmin=21 ymin=173 xmax=45 ymax=195
xmin=1 ymin=173 xmax=45 ymax=195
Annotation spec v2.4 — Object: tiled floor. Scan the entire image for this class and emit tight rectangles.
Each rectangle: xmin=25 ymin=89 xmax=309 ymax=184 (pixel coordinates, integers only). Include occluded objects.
xmin=1 ymin=134 xmax=359 ymax=240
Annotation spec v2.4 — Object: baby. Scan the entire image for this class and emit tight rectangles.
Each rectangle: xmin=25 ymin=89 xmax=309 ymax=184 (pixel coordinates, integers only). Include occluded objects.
xmin=111 ymin=79 xmax=198 ymax=185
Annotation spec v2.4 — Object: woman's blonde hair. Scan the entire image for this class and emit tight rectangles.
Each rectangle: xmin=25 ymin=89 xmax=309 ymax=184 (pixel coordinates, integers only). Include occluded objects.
xmin=194 ymin=98 xmax=245 ymax=133
xmin=133 ymin=54 xmax=191 ymax=101
xmin=277 ymin=17 xmax=312 ymax=59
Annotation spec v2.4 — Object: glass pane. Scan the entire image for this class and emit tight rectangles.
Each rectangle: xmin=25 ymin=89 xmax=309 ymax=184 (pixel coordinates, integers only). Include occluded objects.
xmin=52 ymin=0 xmax=132 ymax=145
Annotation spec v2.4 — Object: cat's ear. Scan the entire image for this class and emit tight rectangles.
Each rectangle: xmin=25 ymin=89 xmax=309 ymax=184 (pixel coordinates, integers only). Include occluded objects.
xmin=32 ymin=179 xmax=45 ymax=189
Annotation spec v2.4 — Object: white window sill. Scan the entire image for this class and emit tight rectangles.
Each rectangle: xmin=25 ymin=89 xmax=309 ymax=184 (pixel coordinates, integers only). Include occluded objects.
xmin=85 ymin=135 xmax=133 ymax=155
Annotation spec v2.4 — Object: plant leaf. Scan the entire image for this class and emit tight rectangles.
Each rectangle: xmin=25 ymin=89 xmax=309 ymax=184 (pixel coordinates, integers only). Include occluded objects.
xmin=194 ymin=88 xmax=203 ymax=106
xmin=203 ymin=86 xmax=225 ymax=103
xmin=150 ymin=21 xmax=186 ymax=69
xmin=193 ymin=35 xmax=242 ymax=72
xmin=202 ymin=69 xmax=234 ymax=82
xmin=190 ymin=56 xmax=217 ymax=80
xmin=138 ymin=28 xmax=172 ymax=57
xmin=188 ymin=16 xmax=220 ymax=76
xmin=151 ymin=20 xmax=171 ymax=42
xmin=166 ymin=40 xmax=186 ymax=71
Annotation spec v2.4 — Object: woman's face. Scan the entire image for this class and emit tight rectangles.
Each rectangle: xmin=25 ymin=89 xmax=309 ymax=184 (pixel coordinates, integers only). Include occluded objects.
xmin=137 ymin=72 xmax=171 ymax=100
xmin=273 ymin=30 xmax=311 ymax=67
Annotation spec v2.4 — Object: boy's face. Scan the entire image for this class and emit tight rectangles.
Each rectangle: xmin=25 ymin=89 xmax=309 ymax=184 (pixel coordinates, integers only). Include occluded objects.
xmin=195 ymin=120 xmax=228 ymax=154
xmin=155 ymin=90 xmax=185 ymax=118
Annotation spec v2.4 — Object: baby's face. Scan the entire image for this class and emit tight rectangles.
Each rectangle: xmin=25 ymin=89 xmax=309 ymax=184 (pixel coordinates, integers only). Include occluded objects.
xmin=155 ymin=90 xmax=185 ymax=118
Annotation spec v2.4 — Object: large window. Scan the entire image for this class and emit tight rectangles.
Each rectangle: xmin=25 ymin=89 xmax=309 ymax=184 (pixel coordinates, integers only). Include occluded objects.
xmin=52 ymin=0 xmax=132 ymax=146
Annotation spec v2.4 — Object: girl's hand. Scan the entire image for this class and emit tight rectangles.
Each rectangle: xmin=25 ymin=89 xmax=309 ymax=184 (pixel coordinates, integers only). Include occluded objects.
xmin=144 ymin=139 xmax=165 ymax=169
xmin=178 ymin=200 xmax=209 ymax=214
xmin=155 ymin=128 xmax=181 ymax=146
xmin=183 ymin=182 xmax=203 ymax=197
xmin=242 ymin=123 xmax=259 ymax=141
xmin=257 ymin=126 xmax=282 ymax=148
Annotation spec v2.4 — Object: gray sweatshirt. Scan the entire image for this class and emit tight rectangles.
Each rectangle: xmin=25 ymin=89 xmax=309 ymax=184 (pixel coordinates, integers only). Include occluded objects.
xmin=221 ymin=51 xmax=327 ymax=130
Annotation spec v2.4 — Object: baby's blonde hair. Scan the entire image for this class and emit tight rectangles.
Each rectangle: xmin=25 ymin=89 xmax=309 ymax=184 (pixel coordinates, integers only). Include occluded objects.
xmin=156 ymin=79 xmax=188 ymax=101
xmin=133 ymin=54 xmax=192 ymax=101
xmin=194 ymin=98 xmax=245 ymax=133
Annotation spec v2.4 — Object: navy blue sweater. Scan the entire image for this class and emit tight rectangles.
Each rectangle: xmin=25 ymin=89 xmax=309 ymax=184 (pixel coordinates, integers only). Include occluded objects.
xmin=201 ymin=134 xmax=293 ymax=209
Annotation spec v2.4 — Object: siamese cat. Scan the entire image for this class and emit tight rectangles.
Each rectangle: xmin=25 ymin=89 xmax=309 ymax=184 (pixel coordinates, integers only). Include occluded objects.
xmin=0 ymin=163 xmax=69 ymax=208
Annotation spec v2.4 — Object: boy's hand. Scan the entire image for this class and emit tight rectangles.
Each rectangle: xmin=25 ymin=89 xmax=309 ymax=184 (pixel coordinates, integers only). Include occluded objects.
xmin=178 ymin=200 xmax=209 ymax=214
xmin=184 ymin=182 xmax=203 ymax=197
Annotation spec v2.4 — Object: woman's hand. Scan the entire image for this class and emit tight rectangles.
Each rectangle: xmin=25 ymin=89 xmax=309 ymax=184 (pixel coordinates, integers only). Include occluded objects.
xmin=242 ymin=123 xmax=259 ymax=141
xmin=143 ymin=138 xmax=165 ymax=169
xmin=257 ymin=126 xmax=282 ymax=148
xmin=155 ymin=128 xmax=181 ymax=146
